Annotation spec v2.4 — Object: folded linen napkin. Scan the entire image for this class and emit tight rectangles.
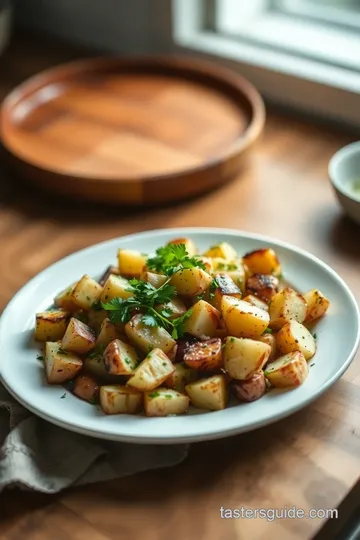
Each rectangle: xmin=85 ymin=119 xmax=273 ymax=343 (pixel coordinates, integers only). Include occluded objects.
xmin=0 ymin=385 xmax=189 ymax=493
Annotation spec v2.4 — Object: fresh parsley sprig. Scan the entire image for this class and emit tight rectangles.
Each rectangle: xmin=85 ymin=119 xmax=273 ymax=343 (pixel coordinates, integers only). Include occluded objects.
xmin=147 ymin=243 xmax=206 ymax=276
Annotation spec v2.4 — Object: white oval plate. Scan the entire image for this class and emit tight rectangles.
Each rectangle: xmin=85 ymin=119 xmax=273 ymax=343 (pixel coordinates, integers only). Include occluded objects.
xmin=0 ymin=228 xmax=359 ymax=444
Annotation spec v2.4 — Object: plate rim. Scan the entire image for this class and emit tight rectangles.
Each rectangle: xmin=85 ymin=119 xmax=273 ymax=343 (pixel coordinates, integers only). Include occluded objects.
xmin=1 ymin=227 xmax=359 ymax=444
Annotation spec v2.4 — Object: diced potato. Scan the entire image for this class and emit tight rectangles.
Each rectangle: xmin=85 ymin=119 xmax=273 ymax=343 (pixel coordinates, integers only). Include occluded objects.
xmin=170 ymin=267 xmax=212 ymax=296
xmin=45 ymin=341 xmax=82 ymax=384
xmin=226 ymin=267 xmax=246 ymax=294
xmin=185 ymin=374 xmax=228 ymax=411
xmin=243 ymin=248 xmax=281 ymax=276
xmin=125 ymin=314 xmax=176 ymax=354
xmin=83 ymin=355 xmax=128 ymax=384
xmin=96 ymin=318 xmax=120 ymax=347
xmin=100 ymin=274 xmax=133 ymax=303
xmin=72 ymin=374 xmax=99 ymax=403
xmin=221 ymin=297 xmax=270 ymax=339
xmin=243 ymin=295 xmax=269 ymax=312
xmin=167 ymin=237 xmax=198 ymax=257
xmin=233 ymin=371 xmax=266 ymax=402
xmin=61 ymin=317 xmax=96 ymax=355
xmin=269 ymin=288 xmax=307 ymax=330
xmin=100 ymin=385 xmax=143 ymax=414
xmin=54 ymin=284 xmax=78 ymax=311
xmin=99 ymin=265 xmax=120 ymax=286
xmin=127 ymin=348 xmax=174 ymax=391
xmin=211 ymin=273 xmax=242 ymax=311
xmin=118 ymin=249 xmax=147 ymax=277
xmin=71 ymin=275 xmax=103 ymax=311
xmin=35 ymin=310 xmax=70 ymax=342
xmin=204 ymin=242 xmax=237 ymax=260
xmin=156 ymin=297 xmax=187 ymax=320
xmin=183 ymin=338 xmax=223 ymax=371
xmin=87 ymin=308 xmax=108 ymax=333
xmin=196 ymin=256 xmax=213 ymax=274
xmin=144 ymin=388 xmax=190 ymax=417
xmin=276 ymin=320 xmax=316 ymax=360
xmin=103 ymin=339 xmax=139 ymax=375
xmin=223 ymin=337 xmax=271 ymax=380
xmin=246 ymin=274 xmax=279 ymax=302
xmin=141 ymin=271 xmax=168 ymax=289
xmin=303 ymin=289 xmax=330 ymax=323
xmin=184 ymin=300 xmax=220 ymax=338
xmin=264 ymin=351 xmax=308 ymax=388
xmin=259 ymin=332 xmax=277 ymax=362
xmin=165 ymin=362 xmax=198 ymax=392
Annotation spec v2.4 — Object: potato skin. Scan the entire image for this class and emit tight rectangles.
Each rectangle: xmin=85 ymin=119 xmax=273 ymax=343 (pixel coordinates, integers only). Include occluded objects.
xmin=103 ymin=339 xmax=139 ymax=375
xmin=125 ymin=314 xmax=176 ymax=354
xmin=144 ymin=388 xmax=190 ymax=417
xmin=243 ymin=295 xmax=269 ymax=312
xmin=243 ymin=248 xmax=281 ymax=276
xmin=264 ymin=351 xmax=308 ymax=388
xmin=303 ymin=289 xmax=330 ymax=323
xmin=100 ymin=385 xmax=143 ymax=415
xmin=246 ymin=274 xmax=279 ymax=302
xmin=72 ymin=374 xmax=99 ymax=403
xmin=259 ymin=332 xmax=277 ymax=363
xmin=276 ymin=321 xmax=316 ymax=360
xmin=269 ymin=288 xmax=307 ymax=331
xmin=183 ymin=338 xmax=223 ymax=371
xmin=221 ymin=297 xmax=270 ymax=339
xmin=99 ymin=265 xmax=120 ymax=286
xmin=224 ymin=337 xmax=271 ymax=380
xmin=183 ymin=300 xmax=220 ymax=338
xmin=185 ymin=374 xmax=228 ymax=411
xmin=211 ymin=273 xmax=242 ymax=310
xmin=233 ymin=371 xmax=266 ymax=402
xmin=71 ymin=274 xmax=103 ymax=311
xmin=35 ymin=310 xmax=70 ymax=342
xmin=118 ymin=249 xmax=147 ymax=278
xmin=127 ymin=348 xmax=175 ymax=391
xmin=45 ymin=342 xmax=83 ymax=384
xmin=61 ymin=317 xmax=96 ymax=355
xmin=170 ymin=268 xmax=213 ymax=296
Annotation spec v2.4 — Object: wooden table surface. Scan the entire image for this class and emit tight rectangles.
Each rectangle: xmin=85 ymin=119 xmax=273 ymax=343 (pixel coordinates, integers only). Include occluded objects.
xmin=1 ymin=33 xmax=360 ymax=540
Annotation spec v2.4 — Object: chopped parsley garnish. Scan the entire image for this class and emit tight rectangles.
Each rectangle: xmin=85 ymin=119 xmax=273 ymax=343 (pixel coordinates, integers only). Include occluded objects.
xmin=88 ymin=344 xmax=106 ymax=359
xmin=165 ymin=394 xmax=173 ymax=399
xmin=264 ymin=328 xmax=273 ymax=334
xmin=36 ymin=354 xmax=44 ymax=362
xmin=60 ymin=393 xmax=66 ymax=399
xmin=58 ymin=347 xmax=69 ymax=355
xmin=313 ymin=333 xmax=317 ymax=340
xmin=147 ymin=243 xmax=206 ymax=276
xmin=148 ymin=391 xmax=160 ymax=398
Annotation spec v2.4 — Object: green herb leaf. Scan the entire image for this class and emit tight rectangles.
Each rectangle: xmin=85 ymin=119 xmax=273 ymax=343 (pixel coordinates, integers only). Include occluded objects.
xmin=60 ymin=393 xmax=66 ymax=399
xmin=36 ymin=354 xmax=44 ymax=362
xmin=148 ymin=391 xmax=160 ymax=398
xmin=313 ymin=333 xmax=317 ymax=340
xmin=264 ymin=328 xmax=273 ymax=334
xmin=147 ymin=243 xmax=206 ymax=276
xmin=141 ymin=313 xmax=159 ymax=327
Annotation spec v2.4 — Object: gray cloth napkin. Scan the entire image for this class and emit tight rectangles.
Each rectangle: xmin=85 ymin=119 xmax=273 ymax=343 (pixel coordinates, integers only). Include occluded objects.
xmin=0 ymin=385 xmax=189 ymax=493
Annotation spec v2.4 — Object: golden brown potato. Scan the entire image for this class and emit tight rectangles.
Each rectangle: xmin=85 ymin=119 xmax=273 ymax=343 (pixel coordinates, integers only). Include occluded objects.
xmin=95 ymin=318 xmax=120 ymax=347
xmin=99 ymin=265 xmax=121 ymax=286
xmin=167 ymin=237 xmax=198 ymax=257
xmin=242 ymin=295 xmax=269 ymax=312
xmin=276 ymin=320 xmax=316 ymax=360
xmin=269 ymin=288 xmax=307 ymax=330
xmin=243 ymin=248 xmax=281 ymax=276
xmin=127 ymin=348 xmax=175 ymax=391
xmin=183 ymin=300 xmax=220 ymax=338
xmin=87 ymin=308 xmax=108 ymax=333
xmin=100 ymin=385 xmax=143 ymax=415
xmin=183 ymin=338 xmax=223 ymax=371
xmin=246 ymin=274 xmax=279 ymax=302
xmin=45 ymin=342 xmax=83 ymax=384
xmin=204 ymin=242 xmax=237 ymax=260
xmin=125 ymin=314 xmax=176 ymax=354
xmin=196 ymin=256 xmax=213 ymax=274
xmin=264 ymin=351 xmax=308 ymax=388
xmin=118 ymin=249 xmax=147 ymax=278
xmin=303 ymin=289 xmax=330 ymax=323
xmin=155 ymin=297 xmax=187 ymax=320
xmin=54 ymin=284 xmax=78 ymax=311
xmin=170 ymin=268 xmax=212 ymax=296
xmin=61 ymin=317 xmax=96 ymax=355
xmin=35 ymin=310 xmax=70 ymax=342
xmin=221 ymin=297 xmax=270 ymax=339
xmin=72 ymin=374 xmax=99 ymax=403
xmin=83 ymin=355 xmax=128 ymax=384
xmin=233 ymin=371 xmax=266 ymax=402
xmin=103 ymin=339 xmax=139 ymax=375
xmin=259 ymin=332 xmax=277 ymax=362
xmin=100 ymin=274 xmax=133 ymax=303
xmin=211 ymin=273 xmax=242 ymax=311
xmin=144 ymin=388 xmax=190 ymax=417
xmin=165 ymin=362 xmax=198 ymax=392
xmin=223 ymin=337 xmax=271 ymax=380
xmin=141 ymin=271 xmax=168 ymax=288
xmin=71 ymin=275 xmax=103 ymax=311
xmin=185 ymin=374 xmax=228 ymax=411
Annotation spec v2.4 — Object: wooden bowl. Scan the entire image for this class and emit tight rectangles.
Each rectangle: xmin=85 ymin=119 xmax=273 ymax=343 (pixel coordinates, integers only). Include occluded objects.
xmin=0 ymin=56 xmax=265 ymax=206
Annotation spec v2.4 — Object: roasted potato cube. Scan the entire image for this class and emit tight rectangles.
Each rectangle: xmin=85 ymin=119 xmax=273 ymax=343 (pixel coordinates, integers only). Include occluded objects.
xmin=303 ymin=289 xmax=330 ymax=323
xmin=264 ymin=351 xmax=308 ymax=388
xmin=211 ymin=273 xmax=242 ymax=310
xmin=35 ymin=310 xmax=70 ymax=342
xmin=125 ymin=314 xmax=176 ymax=354
xmin=165 ymin=362 xmax=198 ymax=392
xmin=196 ymin=256 xmax=213 ymax=274
xmin=170 ymin=268 xmax=212 ymax=296
xmin=226 ymin=267 xmax=246 ymax=294
xmin=71 ymin=275 xmax=103 ymax=311
xmin=184 ymin=300 xmax=220 ymax=338
xmin=167 ymin=237 xmax=198 ymax=257
xmin=276 ymin=320 xmax=316 ymax=360
xmin=72 ymin=374 xmax=99 ymax=403
xmin=127 ymin=348 xmax=174 ymax=391
xmin=141 ymin=271 xmax=168 ymax=288
xmin=96 ymin=318 xmax=120 ymax=347
xmin=204 ymin=242 xmax=237 ymax=260
xmin=83 ymin=355 xmax=127 ymax=384
xmin=45 ymin=342 xmax=82 ymax=384
xmin=118 ymin=249 xmax=147 ymax=278
xmin=224 ymin=337 xmax=271 ymax=380
xmin=100 ymin=385 xmax=143 ymax=415
xmin=61 ymin=317 xmax=96 ymax=355
xmin=99 ymin=265 xmax=120 ymax=286
xmin=144 ymin=388 xmax=190 ymax=416
xmin=103 ymin=339 xmax=139 ymax=375
xmin=54 ymin=284 xmax=78 ymax=311
xmin=100 ymin=274 xmax=133 ymax=303
xmin=233 ymin=371 xmax=266 ymax=402
xmin=259 ymin=332 xmax=277 ymax=362
xmin=269 ymin=288 xmax=307 ymax=330
xmin=87 ymin=308 xmax=108 ymax=333
xmin=243 ymin=294 xmax=269 ymax=312
xmin=246 ymin=274 xmax=279 ymax=302
xmin=185 ymin=374 xmax=228 ymax=411
xmin=183 ymin=338 xmax=223 ymax=371
xmin=156 ymin=297 xmax=187 ymax=320
xmin=243 ymin=248 xmax=281 ymax=276
xmin=221 ymin=297 xmax=270 ymax=339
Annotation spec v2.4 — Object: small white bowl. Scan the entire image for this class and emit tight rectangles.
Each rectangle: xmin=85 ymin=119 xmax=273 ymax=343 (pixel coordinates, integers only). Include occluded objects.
xmin=329 ymin=141 xmax=360 ymax=225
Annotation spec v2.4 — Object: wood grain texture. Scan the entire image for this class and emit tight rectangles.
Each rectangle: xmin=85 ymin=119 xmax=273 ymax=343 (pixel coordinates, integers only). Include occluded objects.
xmin=1 ymin=33 xmax=360 ymax=540
xmin=0 ymin=55 xmax=264 ymax=205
